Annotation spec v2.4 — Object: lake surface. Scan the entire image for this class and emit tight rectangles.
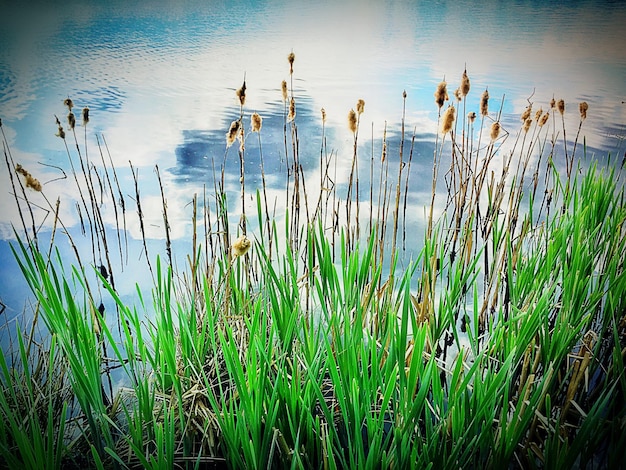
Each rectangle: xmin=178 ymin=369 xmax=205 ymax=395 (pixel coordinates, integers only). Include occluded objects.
xmin=1 ymin=0 xmax=626 ymax=326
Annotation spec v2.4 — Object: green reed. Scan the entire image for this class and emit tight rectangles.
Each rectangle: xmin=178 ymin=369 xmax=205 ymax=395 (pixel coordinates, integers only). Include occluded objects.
xmin=1 ymin=54 xmax=625 ymax=469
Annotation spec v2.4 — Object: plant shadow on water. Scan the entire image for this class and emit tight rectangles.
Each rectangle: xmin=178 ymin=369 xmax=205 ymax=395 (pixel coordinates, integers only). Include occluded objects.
xmin=1 ymin=54 xmax=625 ymax=470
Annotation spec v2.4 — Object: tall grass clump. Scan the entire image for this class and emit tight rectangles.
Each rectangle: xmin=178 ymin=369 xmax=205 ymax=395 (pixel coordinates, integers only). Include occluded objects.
xmin=1 ymin=57 xmax=625 ymax=469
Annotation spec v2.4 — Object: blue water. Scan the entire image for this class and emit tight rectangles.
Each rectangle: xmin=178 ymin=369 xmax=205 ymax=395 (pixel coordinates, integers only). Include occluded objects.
xmin=1 ymin=0 xmax=626 ymax=329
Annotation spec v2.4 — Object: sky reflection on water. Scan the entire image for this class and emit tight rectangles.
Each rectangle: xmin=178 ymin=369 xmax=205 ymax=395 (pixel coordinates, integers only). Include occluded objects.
xmin=1 ymin=0 xmax=626 ymax=322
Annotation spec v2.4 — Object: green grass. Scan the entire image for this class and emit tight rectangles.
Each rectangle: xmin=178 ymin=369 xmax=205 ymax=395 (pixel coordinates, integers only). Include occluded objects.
xmin=1 ymin=55 xmax=625 ymax=469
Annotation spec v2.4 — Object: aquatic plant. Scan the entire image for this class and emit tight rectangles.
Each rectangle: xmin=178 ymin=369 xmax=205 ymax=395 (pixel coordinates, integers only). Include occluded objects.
xmin=1 ymin=56 xmax=625 ymax=469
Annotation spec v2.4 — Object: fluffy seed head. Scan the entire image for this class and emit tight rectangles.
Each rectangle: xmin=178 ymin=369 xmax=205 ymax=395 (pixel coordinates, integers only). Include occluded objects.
xmin=468 ymin=111 xmax=477 ymax=123
xmin=287 ymin=98 xmax=296 ymax=122
xmin=250 ymin=112 xmax=262 ymax=132
xmin=348 ymin=109 xmax=357 ymax=134
xmin=281 ymin=80 xmax=288 ymax=102
xmin=454 ymin=88 xmax=462 ymax=101
xmin=534 ymin=108 xmax=543 ymax=121
xmin=441 ymin=106 xmax=455 ymax=135
xmin=226 ymin=120 xmax=241 ymax=147
xmin=461 ymin=69 xmax=470 ymax=96
xmin=15 ymin=164 xmax=42 ymax=192
xmin=579 ymin=101 xmax=588 ymax=120
xmin=550 ymin=97 xmax=556 ymax=109
xmin=434 ymin=81 xmax=448 ymax=108
xmin=288 ymin=52 xmax=295 ymax=74
xmin=539 ymin=111 xmax=550 ymax=127
xmin=321 ymin=107 xmax=326 ymax=123
xmin=67 ymin=112 xmax=76 ymax=130
xmin=523 ymin=118 xmax=532 ymax=133
xmin=356 ymin=99 xmax=365 ymax=115
xmin=56 ymin=124 xmax=65 ymax=139
xmin=236 ymin=80 xmax=246 ymax=106
xmin=232 ymin=235 xmax=251 ymax=257
xmin=63 ymin=98 xmax=73 ymax=110
xmin=557 ymin=99 xmax=565 ymax=115
xmin=521 ymin=106 xmax=532 ymax=121
xmin=490 ymin=121 xmax=501 ymax=141
xmin=82 ymin=107 xmax=90 ymax=125
xmin=480 ymin=89 xmax=489 ymax=116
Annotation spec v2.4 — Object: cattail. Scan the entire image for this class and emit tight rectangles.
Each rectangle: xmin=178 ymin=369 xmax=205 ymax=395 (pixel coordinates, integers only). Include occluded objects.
xmin=321 ymin=107 xmax=326 ymax=124
xmin=441 ymin=106 xmax=455 ymax=135
xmin=348 ymin=109 xmax=357 ymax=134
xmin=434 ymin=81 xmax=448 ymax=108
xmin=226 ymin=120 xmax=241 ymax=147
xmin=579 ymin=101 xmax=588 ymax=120
xmin=557 ymin=99 xmax=565 ymax=115
xmin=281 ymin=80 xmax=288 ymax=102
xmin=231 ymin=235 xmax=251 ymax=257
xmin=461 ymin=69 xmax=470 ymax=96
xmin=287 ymin=98 xmax=296 ymax=122
xmin=534 ymin=108 xmax=543 ymax=121
xmin=468 ymin=111 xmax=477 ymax=123
xmin=521 ymin=105 xmax=532 ymax=121
xmin=15 ymin=164 xmax=42 ymax=191
xmin=56 ymin=124 xmax=65 ymax=139
xmin=63 ymin=98 xmax=73 ymax=110
xmin=453 ymin=88 xmax=462 ymax=101
xmin=402 ymin=90 xmax=407 ymax=99
xmin=523 ymin=118 xmax=532 ymax=133
xmin=67 ymin=112 xmax=76 ymax=130
xmin=539 ymin=111 xmax=550 ymax=127
xmin=288 ymin=51 xmax=295 ymax=74
xmin=82 ymin=107 xmax=90 ymax=126
xmin=490 ymin=121 xmax=501 ymax=141
xmin=238 ymin=125 xmax=245 ymax=152
xmin=550 ymin=97 xmax=556 ymax=109
xmin=236 ymin=80 xmax=246 ymax=107
xmin=480 ymin=89 xmax=489 ymax=116
xmin=356 ymin=99 xmax=365 ymax=115
xmin=250 ymin=112 xmax=262 ymax=132
xmin=26 ymin=175 xmax=42 ymax=191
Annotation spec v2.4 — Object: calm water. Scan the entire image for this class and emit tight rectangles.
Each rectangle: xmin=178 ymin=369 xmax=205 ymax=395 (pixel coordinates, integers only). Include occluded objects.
xmin=1 ymin=0 xmax=626 ymax=324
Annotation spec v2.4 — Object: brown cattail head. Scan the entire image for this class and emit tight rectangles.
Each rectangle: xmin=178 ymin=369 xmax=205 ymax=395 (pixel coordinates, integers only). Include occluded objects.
xmin=534 ymin=107 xmax=543 ymax=121
xmin=402 ymin=90 xmax=407 ymax=99
xmin=321 ymin=107 xmax=326 ymax=124
xmin=281 ymin=80 xmax=288 ymax=102
xmin=236 ymin=80 xmax=246 ymax=107
xmin=468 ymin=111 xmax=477 ymax=123
xmin=251 ymin=112 xmax=262 ymax=132
xmin=579 ymin=101 xmax=588 ymax=120
xmin=523 ymin=118 xmax=532 ymax=133
xmin=82 ymin=107 xmax=90 ymax=125
xmin=490 ymin=121 xmax=501 ymax=141
xmin=461 ymin=69 xmax=470 ymax=96
xmin=454 ymin=88 xmax=462 ymax=102
xmin=441 ymin=105 xmax=455 ymax=135
xmin=67 ymin=112 xmax=76 ymax=130
xmin=521 ymin=105 xmax=532 ymax=122
xmin=288 ymin=51 xmax=295 ymax=74
xmin=15 ymin=164 xmax=42 ymax=191
xmin=287 ymin=98 xmax=296 ymax=122
xmin=550 ymin=97 xmax=556 ymax=109
xmin=480 ymin=89 xmax=489 ymax=116
xmin=231 ymin=235 xmax=251 ymax=257
xmin=356 ymin=99 xmax=365 ymax=115
xmin=557 ymin=99 xmax=565 ymax=115
xmin=56 ymin=124 xmax=65 ymax=139
xmin=539 ymin=111 xmax=550 ymax=127
xmin=348 ymin=109 xmax=357 ymax=134
xmin=434 ymin=81 xmax=448 ymax=108
xmin=63 ymin=98 xmax=73 ymax=110
xmin=226 ymin=120 xmax=241 ymax=147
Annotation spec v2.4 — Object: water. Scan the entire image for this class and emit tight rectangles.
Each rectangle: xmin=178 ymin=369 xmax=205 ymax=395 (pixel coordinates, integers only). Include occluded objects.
xmin=1 ymin=0 xmax=626 ymax=327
